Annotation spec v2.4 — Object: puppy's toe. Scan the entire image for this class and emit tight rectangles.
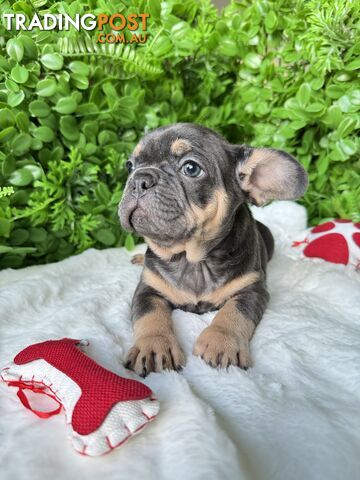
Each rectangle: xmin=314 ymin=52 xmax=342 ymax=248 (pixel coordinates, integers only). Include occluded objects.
xmin=237 ymin=344 xmax=251 ymax=369
xmin=125 ymin=346 xmax=140 ymax=370
xmin=131 ymin=254 xmax=145 ymax=265
xmin=125 ymin=335 xmax=185 ymax=377
xmin=193 ymin=326 xmax=251 ymax=370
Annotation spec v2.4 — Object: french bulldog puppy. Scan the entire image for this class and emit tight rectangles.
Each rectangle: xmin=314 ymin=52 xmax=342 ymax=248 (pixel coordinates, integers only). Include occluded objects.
xmin=119 ymin=123 xmax=308 ymax=376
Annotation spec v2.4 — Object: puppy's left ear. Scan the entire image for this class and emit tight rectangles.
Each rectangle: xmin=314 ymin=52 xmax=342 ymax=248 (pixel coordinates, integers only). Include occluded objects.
xmin=234 ymin=146 xmax=308 ymax=205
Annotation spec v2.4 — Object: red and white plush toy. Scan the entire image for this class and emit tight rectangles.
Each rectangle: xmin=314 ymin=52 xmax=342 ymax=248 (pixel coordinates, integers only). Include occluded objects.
xmin=1 ymin=338 xmax=159 ymax=456
xmin=293 ymin=219 xmax=360 ymax=270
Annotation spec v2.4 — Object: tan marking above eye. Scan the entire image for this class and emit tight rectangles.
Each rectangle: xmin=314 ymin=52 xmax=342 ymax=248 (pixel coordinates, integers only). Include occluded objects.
xmin=133 ymin=142 xmax=143 ymax=157
xmin=170 ymin=138 xmax=192 ymax=156
xmin=142 ymin=267 xmax=260 ymax=308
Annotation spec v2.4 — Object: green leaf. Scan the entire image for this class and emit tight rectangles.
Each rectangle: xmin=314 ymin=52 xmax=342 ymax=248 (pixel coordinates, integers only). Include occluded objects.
xmin=296 ymin=83 xmax=311 ymax=107
xmin=244 ymin=53 xmax=262 ymax=69
xmin=11 ymin=228 xmax=29 ymax=245
xmin=33 ymin=126 xmax=55 ymax=143
xmin=125 ymin=233 xmax=135 ymax=251
xmin=323 ymin=105 xmax=342 ymax=127
xmin=16 ymin=111 xmax=29 ymax=131
xmin=6 ymin=78 xmax=20 ymax=93
xmin=148 ymin=0 xmax=161 ymax=18
xmin=310 ymin=78 xmax=324 ymax=90
xmin=0 ymin=246 xmax=36 ymax=254
xmin=338 ymin=139 xmax=357 ymax=156
xmin=9 ymin=167 xmax=34 ymax=186
xmin=41 ymin=53 xmax=64 ymax=71
xmin=23 ymin=164 xmax=42 ymax=180
xmin=152 ymin=36 xmax=173 ymax=57
xmin=71 ymin=74 xmax=89 ymax=90
xmin=95 ymin=183 xmax=111 ymax=204
xmin=69 ymin=61 xmax=90 ymax=76
xmin=349 ymin=90 xmax=360 ymax=106
xmin=305 ymin=102 xmax=325 ymax=113
xmin=36 ymin=79 xmax=57 ymax=97
xmin=325 ymin=85 xmax=344 ymax=99
xmin=336 ymin=117 xmax=357 ymax=138
xmin=0 ymin=218 xmax=11 ymax=238
xmin=0 ymin=109 xmax=15 ymax=128
xmin=218 ymin=39 xmax=238 ymax=57
xmin=11 ymin=133 xmax=32 ymax=156
xmin=338 ymin=95 xmax=352 ymax=113
xmin=265 ymin=11 xmax=277 ymax=31
xmin=0 ymin=126 xmax=17 ymax=143
xmin=0 ymin=255 xmax=25 ymax=268
xmin=60 ymin=116 xmax=79 ymax=141
xmin=19 ymin=35 xmax=37 ymax=59
xmin=54 ymin=96 xmax=77 ymax=114
xmin=8 ymin=90 xmax=25 ymax=107
xmin=29 ymin=227 xmax=47 ymax=242
xmin=216 ymin=21 xmax=229 ymax=35
xmin=94 ymin=229 xmax=116 ymax=246
xmin=317 ymin=155 xmax=329 ymax=176
xmin=345 ymin=59 xmax=360 ymax=71
xmin=6 ymin=39 xmax=24 ymax=62
xmin=11 ymin=64 xmax=29 ymax=84
xmin=2 ymin=155 xmax=16 ymax=176
xmin=29 ymin=100 xmax=51 ymax=118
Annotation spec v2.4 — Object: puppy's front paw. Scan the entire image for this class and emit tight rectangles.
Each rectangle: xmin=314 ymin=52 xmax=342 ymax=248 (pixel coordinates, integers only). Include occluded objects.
xmin=193 ymin=326 xmax=251 ymax=370
xmin=125 ymin=335 xmax=185 ymax=377
xmin=131 ymin=254 xmax=145 ymax=265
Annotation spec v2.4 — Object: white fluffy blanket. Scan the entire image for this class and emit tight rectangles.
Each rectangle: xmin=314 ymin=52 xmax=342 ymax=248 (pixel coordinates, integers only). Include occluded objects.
xmin=1 ymin=202 xmax=359 ymax=480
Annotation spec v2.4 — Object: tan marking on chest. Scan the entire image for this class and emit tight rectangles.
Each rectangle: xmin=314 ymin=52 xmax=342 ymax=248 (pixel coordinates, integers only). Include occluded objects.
xmin=144 ymin=238 xmax=186 ymax=261
xmin=142 ymin=268 xmax=259 ymax=308
xmin=201 ymin=272 xmax=259 ymax=305
xmin=143 ymin=268 xmax=196 ymax=305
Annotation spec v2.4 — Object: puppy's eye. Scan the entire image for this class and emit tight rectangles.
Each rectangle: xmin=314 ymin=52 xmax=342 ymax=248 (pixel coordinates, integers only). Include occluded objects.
xmin=126 ymin=161 xmax=134 ymax=173
xmin=181 ymin=161 xmax=203 ymax=178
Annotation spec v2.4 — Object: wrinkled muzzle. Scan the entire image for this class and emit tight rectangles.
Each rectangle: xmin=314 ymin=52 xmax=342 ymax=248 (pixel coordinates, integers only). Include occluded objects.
xmin=118 ymin=169 xmax=190 ymax=242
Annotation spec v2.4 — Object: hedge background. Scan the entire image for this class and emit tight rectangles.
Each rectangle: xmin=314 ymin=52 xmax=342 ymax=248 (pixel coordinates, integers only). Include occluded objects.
xmin=0 ymin=0 xmax=359 ymax=269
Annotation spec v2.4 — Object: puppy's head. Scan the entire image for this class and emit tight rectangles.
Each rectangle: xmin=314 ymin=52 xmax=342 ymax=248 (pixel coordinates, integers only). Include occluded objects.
xmin=119 ymin=123 xmax=307 ymax=256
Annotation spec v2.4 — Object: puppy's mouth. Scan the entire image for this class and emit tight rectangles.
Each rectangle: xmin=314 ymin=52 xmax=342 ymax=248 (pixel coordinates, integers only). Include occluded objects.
xmin=122 ymin=203 xmax=149 ymax=235
xmin=128 ymin=207 xmax=136 ymax=230
xmin=119 ymin=190 xmax=190 ymax=241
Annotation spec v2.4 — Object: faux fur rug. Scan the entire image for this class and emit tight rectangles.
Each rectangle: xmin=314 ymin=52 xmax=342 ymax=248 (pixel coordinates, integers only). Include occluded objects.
xmin=1 ymin=201 xmax=359 ymax=480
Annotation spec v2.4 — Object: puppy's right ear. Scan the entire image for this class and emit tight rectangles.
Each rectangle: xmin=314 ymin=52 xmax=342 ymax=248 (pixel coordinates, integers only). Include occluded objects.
xmin=232 ymin=146 xmax=308 ymax=206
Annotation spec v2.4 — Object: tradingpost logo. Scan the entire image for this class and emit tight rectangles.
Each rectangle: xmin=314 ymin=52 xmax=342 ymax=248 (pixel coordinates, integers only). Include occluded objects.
xmin=2 ymin=12 xmax=150 ymax=44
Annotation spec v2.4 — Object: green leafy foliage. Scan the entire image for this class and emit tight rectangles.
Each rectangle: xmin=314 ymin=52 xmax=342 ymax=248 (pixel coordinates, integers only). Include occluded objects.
xmin=0 ymin=0 xmax=359 ymax=269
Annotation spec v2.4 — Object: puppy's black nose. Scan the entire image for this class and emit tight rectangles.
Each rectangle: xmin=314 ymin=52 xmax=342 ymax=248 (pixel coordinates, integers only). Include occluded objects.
xmin=132 ymin=172 xmax=157 ymax=198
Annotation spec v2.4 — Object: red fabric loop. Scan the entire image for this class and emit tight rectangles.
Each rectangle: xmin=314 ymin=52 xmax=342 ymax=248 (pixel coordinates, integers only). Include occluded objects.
xmin=8 ymin=381 xmax=62 ymax=419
